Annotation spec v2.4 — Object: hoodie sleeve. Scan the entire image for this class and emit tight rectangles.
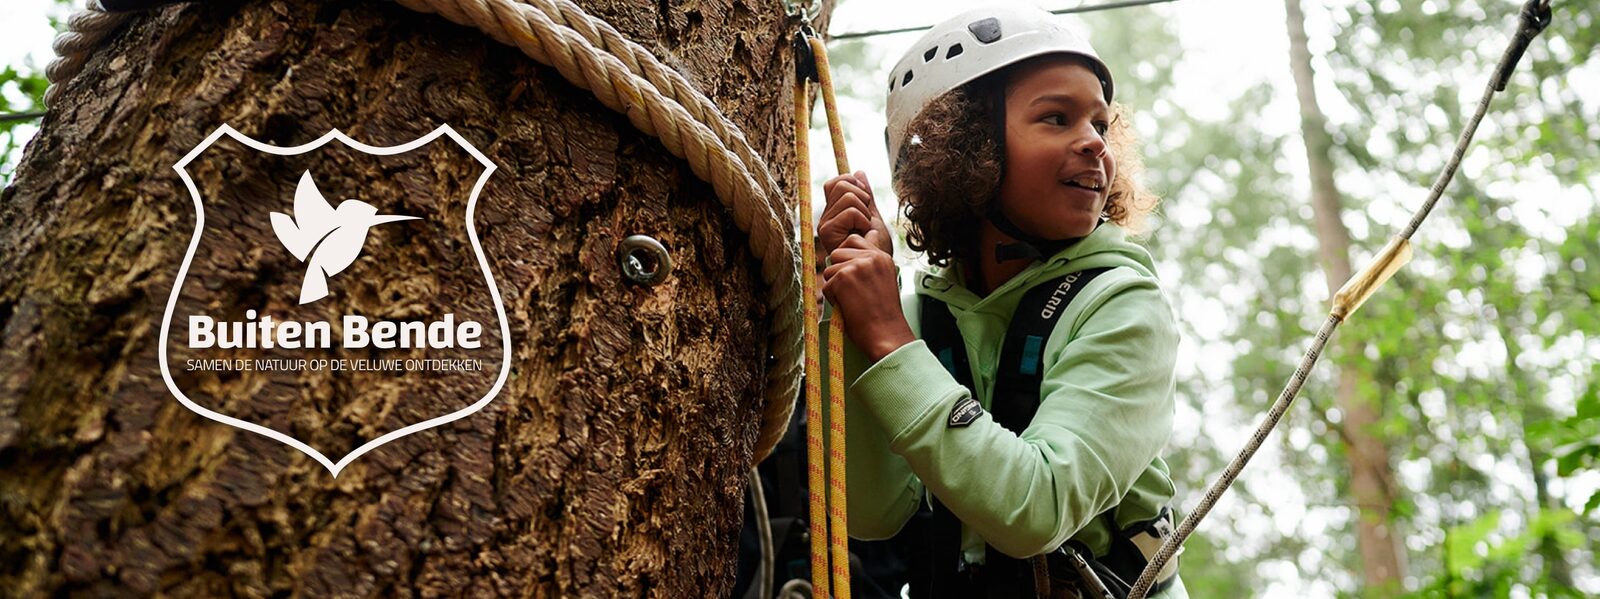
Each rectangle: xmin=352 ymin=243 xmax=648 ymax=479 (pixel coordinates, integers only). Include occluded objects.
xmin=816 ymin=280 xmax=927 ymax=541
xmin=818 ymin=333 xmax=925 ymax=540
xmin=848 ymin=272 xmax=1179 ymax=557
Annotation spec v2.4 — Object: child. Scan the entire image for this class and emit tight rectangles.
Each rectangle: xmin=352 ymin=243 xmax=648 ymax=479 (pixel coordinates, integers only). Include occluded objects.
xmin=818 ymin=5 xmax=1186 ymax=598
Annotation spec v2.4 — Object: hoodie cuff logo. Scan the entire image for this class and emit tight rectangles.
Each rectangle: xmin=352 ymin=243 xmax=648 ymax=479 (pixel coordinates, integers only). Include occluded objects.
xmin=948 ymin=396 xmax=983 ymax=427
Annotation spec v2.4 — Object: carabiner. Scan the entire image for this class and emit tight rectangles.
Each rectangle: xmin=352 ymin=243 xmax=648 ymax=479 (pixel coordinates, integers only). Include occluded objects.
xmin=781 ymin=0 xmax=821 ymax=23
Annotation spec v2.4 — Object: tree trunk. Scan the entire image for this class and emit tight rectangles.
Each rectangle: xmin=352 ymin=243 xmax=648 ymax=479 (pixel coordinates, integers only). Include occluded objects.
xmin=0 ymin=0 xmax=815 ymax=596
xmin=1283 ymin=0 xmax=1406 ymax=593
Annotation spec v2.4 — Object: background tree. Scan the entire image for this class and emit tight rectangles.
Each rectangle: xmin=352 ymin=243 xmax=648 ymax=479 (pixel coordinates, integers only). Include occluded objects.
xmin=1285 ymin=0 xmax=1406 ymax=591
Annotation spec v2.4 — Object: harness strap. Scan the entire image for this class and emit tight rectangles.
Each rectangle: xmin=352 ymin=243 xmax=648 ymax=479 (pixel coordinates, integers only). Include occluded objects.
xmin=917 ymin=290 xmax=974 ymax=598
xmin=915 ymin=266 xmax=1111 ymax=598
xmin=991 ymin=267 xmax=1112 ymax=427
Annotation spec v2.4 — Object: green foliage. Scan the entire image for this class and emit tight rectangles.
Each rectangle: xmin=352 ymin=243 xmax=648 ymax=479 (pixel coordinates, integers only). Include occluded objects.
xmin=0 ymin=64 xmax=49 ymax=182
xmin=1405 ymin=508 xmax=1586 ymax=598
xmin=1 ymin=5 xmax=66 ymax=184
xmin=1129 ymin=0 xmax=1597 ymax=595
xmin=1171 ymin=530 xmax=1264 ymax=596
xmin=1539 ymin=370 xmax=1600 ymax=512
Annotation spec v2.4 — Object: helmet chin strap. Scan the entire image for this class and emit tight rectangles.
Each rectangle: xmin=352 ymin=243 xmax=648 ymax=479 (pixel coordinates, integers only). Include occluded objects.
xmin=987 ymin=205 xmax=1104 ymax=263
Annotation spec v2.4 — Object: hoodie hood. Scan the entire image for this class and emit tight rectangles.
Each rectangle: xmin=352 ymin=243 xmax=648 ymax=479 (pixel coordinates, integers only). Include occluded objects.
xmin=913 ymin=221 xmax=1159 ymax=312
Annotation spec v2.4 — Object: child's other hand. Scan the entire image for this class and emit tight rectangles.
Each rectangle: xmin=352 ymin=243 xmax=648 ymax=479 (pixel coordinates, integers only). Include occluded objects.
xmin=820 ymin=171 xmax=893 ymax=257
xmin=823 ymin=230 xmax=914 ymax=363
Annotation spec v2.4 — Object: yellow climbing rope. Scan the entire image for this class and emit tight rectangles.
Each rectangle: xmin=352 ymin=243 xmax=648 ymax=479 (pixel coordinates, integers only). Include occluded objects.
xmin=796 ymin=27 xmax=852 ymax=599
xmin=813 ymin=34 xmax=855 ymax=599
xmin=794 ymin=66 xmax=831 ymax=599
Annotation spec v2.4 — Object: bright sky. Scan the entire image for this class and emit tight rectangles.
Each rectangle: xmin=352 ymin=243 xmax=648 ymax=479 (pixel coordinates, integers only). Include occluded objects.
xmin=3 ymin=1 xmax=1593 ymax=596
xmin=0 ymin=0 xmax=63 ymax=73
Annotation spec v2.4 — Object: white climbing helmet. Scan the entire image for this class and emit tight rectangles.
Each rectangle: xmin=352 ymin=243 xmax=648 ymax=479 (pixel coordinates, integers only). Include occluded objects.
xmin=884 ymin=4 xmax=1115 ymax=168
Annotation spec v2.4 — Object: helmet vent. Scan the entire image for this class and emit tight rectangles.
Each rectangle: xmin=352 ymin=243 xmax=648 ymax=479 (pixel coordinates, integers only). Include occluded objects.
xmin=946 ymin=43 xmax=964 ymax=59
xmin=923 ymin=47 xmax=938 ymax=62
xmin=902 ymin=70 xmax=914 ymax=86
xmin=968 ymin=18 xmax=1002 ymax=44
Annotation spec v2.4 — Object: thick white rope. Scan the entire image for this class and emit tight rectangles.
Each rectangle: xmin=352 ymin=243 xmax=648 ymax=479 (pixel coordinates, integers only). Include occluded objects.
xmin=45 ymin=0 xmax=804 ymax=464
xmin=43 ymin=1 xmax=131 ymax=108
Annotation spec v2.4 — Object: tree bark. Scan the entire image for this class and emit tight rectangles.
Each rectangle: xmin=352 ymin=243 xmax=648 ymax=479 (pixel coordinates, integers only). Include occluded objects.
xmin=1283 ymin=0 xmax=1406 ymax=593
xmin=0 ymin=0 xmax=815 ymax=596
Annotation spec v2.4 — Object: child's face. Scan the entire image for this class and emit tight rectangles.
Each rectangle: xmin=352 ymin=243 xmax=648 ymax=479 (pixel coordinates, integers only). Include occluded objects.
xmin=996 ymin=56 xmax=1115 ymax=241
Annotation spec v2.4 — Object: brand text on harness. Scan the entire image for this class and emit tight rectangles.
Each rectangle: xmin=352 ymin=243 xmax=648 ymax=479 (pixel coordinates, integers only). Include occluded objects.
xmin=1039 ymin=271 xmax=1085 ymax=320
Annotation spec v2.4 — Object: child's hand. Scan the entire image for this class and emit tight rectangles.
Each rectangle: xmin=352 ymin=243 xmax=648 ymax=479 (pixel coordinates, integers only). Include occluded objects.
xmin=823 ymin=231 xmax=915 ymax=363
xmin=820 ymin=171 xmax=893 ymax=257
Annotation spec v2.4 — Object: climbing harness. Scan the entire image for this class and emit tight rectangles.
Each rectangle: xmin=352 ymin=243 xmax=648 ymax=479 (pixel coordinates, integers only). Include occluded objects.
xmin=47 ymin=0 xmax=807 ymax=464
xmin=794 ymin=22 xmax=856 ymax=599
xmin=918 ymin=269 xmax=1111 ymax=598
xmin=1126 ymin=1 xmax=1556 ymax=596
xmin=918 ymin=264 xmax=1180 ymax=598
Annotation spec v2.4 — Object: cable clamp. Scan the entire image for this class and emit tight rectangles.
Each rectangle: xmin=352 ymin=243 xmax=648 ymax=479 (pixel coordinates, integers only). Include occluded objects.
xmin=1330 ymin=236 xmax=1413 ymax=319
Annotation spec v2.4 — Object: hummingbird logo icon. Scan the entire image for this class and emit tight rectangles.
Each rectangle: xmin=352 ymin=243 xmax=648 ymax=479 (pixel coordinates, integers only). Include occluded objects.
xmin=270 ymin=171 xmax=419 ymax=304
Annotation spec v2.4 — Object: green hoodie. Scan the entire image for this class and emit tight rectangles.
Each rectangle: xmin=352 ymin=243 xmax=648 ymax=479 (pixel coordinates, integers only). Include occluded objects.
xmin=822 ymin=222 xmax=1188 ymax=597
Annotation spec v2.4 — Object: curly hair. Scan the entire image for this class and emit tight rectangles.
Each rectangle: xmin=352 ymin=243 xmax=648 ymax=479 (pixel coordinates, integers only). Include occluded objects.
xmin=893 ymin=70 xmax=1159 ymax=268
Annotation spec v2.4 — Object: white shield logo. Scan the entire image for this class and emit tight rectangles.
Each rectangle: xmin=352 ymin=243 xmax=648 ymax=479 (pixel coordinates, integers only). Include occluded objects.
xmin=161 ymin=124 xmax=510 ymax=477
